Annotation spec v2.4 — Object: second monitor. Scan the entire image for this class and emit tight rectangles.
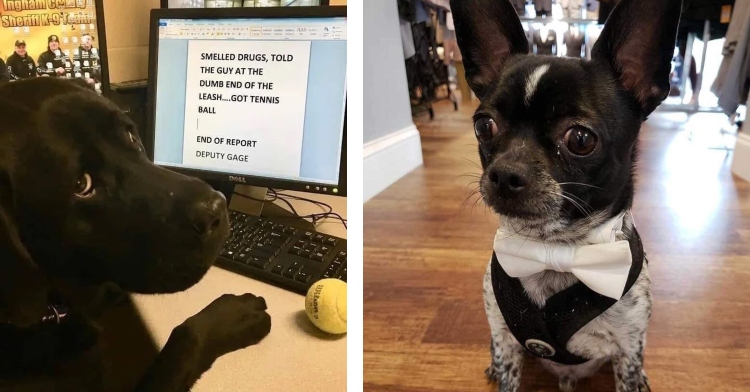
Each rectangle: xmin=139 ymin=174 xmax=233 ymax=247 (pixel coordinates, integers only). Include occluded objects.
xmin=147 ymin=6 xmax=347 ymax=197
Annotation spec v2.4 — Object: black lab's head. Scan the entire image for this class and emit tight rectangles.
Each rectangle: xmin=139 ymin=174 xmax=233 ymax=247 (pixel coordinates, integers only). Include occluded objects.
xmin=451 ymin=0 xmax=681 ymax=241
xmin=0 ymin=78 xmax=229 ymax=324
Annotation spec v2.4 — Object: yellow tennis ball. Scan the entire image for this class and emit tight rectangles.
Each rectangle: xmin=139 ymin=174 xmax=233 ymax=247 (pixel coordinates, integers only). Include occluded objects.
xmin=305 ymin=279 xmax=347 ymax=335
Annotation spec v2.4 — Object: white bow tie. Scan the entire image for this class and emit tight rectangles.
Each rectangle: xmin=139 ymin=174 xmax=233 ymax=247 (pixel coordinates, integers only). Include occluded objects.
xmin=493 ymin=213 xmax=633 ymax=300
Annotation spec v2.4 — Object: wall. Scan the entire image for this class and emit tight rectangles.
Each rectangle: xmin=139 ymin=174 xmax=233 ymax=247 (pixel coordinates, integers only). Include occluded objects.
xmin=363 ymin=0 xmax=412 ymax=143
xmin=363 ymin=0 xmax=423 ymax=201
xmin=103 ymin=0 xmax=159 ymax=83
xmin=731 ymin=92 xmax=750 ymax=182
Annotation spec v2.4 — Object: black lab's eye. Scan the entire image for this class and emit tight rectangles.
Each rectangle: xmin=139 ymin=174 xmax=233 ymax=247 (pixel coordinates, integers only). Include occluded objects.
xmin=563 ymin=127 xmax=598 ymax=156
xmin=75 ymin=173 xmax=94 ymax=198
xmin=474 ymin=117 xmax=498 ymax=141
xmin=127 ymin=130 xmax=144 ymax=152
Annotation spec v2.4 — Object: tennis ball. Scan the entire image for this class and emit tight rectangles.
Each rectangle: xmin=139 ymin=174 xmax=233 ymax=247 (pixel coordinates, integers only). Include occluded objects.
xmin=305 ymin=279 xmax=347 ymax=335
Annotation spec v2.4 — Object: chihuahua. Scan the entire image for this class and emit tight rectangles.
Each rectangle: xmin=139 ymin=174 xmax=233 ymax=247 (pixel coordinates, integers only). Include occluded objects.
xmin=449 ymin=0 xmax=681 ymax=390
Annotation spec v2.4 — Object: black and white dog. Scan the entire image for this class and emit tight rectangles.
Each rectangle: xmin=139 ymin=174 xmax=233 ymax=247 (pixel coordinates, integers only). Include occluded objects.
xmin=450 ymin=0 xmax=681 ymax=390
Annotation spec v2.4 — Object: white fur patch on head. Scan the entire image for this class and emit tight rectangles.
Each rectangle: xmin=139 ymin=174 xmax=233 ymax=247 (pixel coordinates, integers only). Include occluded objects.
xmin=525 ymin=64 xmax=550 ymax=106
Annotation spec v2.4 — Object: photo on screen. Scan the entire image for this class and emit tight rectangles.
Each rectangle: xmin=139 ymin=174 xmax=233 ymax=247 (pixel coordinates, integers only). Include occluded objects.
xmin=0 ymin=0 xmax=103 ymax=93
xmin=164 ymin=0 xmax=323 ymax=9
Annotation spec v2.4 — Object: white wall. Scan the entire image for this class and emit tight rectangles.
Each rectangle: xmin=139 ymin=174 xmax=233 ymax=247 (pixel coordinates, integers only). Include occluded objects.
xmin=363 ymin=0 xmax=423 ymax=202
xmin=731 ymin=92 xmax=750 ymax=182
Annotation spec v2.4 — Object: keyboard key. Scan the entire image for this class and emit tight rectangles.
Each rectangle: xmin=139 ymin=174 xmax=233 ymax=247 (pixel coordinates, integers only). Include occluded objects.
xmin=283 ymin=227 xmax=298 ymax=235
xmin=299 ymin=249 xmax=312 ymax=259
xmin=269 ymin=231 xmax=287 ymax=240
xmin=304 ymin=242 xmax=318 ymax=251
xmin=319 ymin=245 xmax=331 ymax=254
xmin=302 ymin=231 xmax=314 ymax=240
xmin=338 ymin=251 xmax=347 ymax=258
xmin=324 ymin=237 xmax=339 ymax=246
xmin=313 ymin=234 xmax=326 ymax=243
xmin=295 ymin=239 xmax=306 ymax=248
xmin=248 ymin=257 xmax=268 ymax=269
xmin=295 ymin=272 xmax=310 ymax=283
xmin=282 ymin=268 xmax=297 ymax=279
xmin=311 ymin=252 xmax=326 ymax=262
xmin=248 ymin=249 xmax=276 ymax=261
xmin=269 ymin=239 xmax=286 ymax=248
xmin=255 ymin=244 xmax=280 ymax=254
xmin=271 ymin=264 xmax=284 ymax=275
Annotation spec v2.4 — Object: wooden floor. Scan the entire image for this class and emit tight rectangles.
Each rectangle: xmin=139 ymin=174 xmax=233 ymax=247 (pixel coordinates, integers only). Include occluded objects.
xmin=363 ymin=101 xmax=750 ymax=392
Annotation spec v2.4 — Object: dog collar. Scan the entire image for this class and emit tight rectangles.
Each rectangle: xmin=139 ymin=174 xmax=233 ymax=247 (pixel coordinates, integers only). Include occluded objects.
xmin=2 ymin=304 xmax=69 ymax=326
xmin=490 ymin=214 xmax=645 ymax=365
xmin=41 ymin=304 xmax=69 ymax=324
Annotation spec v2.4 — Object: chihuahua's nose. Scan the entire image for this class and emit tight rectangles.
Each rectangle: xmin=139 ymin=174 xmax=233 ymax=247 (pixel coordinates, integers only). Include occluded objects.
xmin=190 ymin=191 xmax=227 ymax=236
xmin=489 ymin=165 xmax=529 ymax=195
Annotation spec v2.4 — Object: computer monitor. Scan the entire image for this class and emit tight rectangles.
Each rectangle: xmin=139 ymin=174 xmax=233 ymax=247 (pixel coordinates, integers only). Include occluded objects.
xmin=146 ymin=6 xmax=347 ymax=199
xmin=0 ymin=0 xmax=110 ymax=94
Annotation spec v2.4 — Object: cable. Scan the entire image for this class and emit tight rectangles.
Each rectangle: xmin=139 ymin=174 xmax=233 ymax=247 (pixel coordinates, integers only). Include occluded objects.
xmin=232 ymin=188 xmax=347 ymax=229
xmin=274 ymin=190 xmax=347 ymax=229
xmin=273 ymin=190 xmax=347 ymax=229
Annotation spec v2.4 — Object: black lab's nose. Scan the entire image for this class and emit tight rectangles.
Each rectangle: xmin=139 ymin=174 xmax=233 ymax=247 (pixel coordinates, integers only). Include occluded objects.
xmin=488 ymin=164 xmax=530 ymax=195
xmin=191 ymin=191 xmax=227 ymax=236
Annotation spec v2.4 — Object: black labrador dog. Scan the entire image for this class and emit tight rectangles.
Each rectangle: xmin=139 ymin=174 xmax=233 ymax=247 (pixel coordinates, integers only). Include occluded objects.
xmin=0 ymin=78 xmax=271 ymax=391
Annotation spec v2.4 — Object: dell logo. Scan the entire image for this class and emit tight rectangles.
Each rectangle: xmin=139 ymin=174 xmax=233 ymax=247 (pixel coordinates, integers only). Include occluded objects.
xmin=228 ymin=175 xmax=246 ymax=183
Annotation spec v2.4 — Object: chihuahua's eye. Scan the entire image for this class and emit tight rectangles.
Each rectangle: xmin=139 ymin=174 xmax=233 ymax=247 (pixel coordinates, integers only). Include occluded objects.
xmin=474 ymin=117 xmax=497 ymax=141
xmin=75 ymin=173 xmax=95 ymax=198
xmin=564 ymin=127 xmax=598 ymax=156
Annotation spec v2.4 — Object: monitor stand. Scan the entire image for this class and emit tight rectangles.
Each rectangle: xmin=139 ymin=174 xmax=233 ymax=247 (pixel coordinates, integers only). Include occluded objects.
xmin=207 ymin=180 xmax=315 ymax=232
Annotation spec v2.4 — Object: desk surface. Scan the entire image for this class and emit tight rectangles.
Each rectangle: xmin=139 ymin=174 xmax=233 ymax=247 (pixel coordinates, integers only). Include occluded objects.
xmin=131 ymin=189 xmax=347 ymax=392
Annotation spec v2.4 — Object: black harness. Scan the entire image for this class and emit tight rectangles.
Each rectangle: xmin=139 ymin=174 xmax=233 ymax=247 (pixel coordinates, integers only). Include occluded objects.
xmin=490 ymin=229 xmax=645 ymax=365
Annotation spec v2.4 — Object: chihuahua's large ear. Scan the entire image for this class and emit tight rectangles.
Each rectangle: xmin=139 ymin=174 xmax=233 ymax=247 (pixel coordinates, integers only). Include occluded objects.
xmin=450 ymin=0 xmax=529 ymax=100
xmin=592 ymin=0 xmax=682 ymax=116
xmin=0 ymin=170 xmax=49 ymax=327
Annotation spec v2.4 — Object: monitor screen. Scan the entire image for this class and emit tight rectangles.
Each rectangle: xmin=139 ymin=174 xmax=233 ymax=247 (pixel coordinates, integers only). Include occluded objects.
xmin=0 ymin=0 xmax=105 ymax=93
xmin=151 ymin=13 xmax=346 ymax=192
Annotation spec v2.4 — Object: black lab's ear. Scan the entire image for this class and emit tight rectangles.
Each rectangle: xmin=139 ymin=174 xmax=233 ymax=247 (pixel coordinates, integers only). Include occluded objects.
xmin=592 ymin=0 xmax=682 ymax=116
xmin=0 ymin=167 xmax=49 ymax=327
xmin=450 ymin=0 xmax=529 ymax=100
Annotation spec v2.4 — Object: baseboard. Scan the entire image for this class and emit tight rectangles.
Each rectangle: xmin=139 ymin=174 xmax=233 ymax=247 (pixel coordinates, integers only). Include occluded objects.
xmin=731 ymin=132 xmax=750 ymax=182
xmin=363 ymin=125 xmax=423 ymax=202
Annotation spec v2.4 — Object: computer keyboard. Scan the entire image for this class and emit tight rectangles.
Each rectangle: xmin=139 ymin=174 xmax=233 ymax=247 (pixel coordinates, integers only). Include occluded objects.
xmin=216 ymin=209 xmax=347 ymax=294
